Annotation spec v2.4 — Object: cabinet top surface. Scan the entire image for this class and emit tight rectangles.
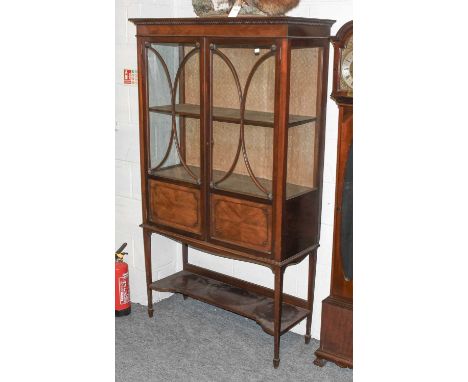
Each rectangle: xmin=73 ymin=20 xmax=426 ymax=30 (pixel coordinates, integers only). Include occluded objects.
xmin=130 ymin=17 xmax=335 ymax=38
xmin=129 ymin=16 xmax=335 ymax=27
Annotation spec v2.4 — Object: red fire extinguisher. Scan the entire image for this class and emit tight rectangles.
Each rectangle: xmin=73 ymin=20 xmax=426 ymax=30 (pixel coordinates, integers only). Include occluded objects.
xmin=115 ymin=243 xmax=131 ymax=316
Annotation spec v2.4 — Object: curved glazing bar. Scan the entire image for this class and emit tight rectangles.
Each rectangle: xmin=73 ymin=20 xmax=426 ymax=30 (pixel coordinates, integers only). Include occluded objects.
xmin=146 ymin=44 xmax=201 ymax=184
xmin=170 ymin=47 xmax=200 ymax=183
xmin=212 ymin=45 xmax=276 ymax=198
xmin=146 ymin=46 xmax=175 ymax=172
xmin=238 ymin=49 xmax=275 ymax=198
xmin=211 ymin=48 xmax=243 ymax=186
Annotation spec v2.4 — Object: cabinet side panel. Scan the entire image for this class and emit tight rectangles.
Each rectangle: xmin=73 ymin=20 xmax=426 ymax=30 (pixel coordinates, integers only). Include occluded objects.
xmin=287 ymin=47 xmax=319 ymax=192
xmin=282 ymin=191 xmax=319 ymax=259
xmin=282 ymin=41 xmax=330 ymax=260
xmin=136 ymin=38 xmax=150 ymax=223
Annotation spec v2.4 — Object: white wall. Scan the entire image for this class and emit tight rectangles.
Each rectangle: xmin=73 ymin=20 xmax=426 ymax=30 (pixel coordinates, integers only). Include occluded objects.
xmin=116 ymin=0 xmax=179 ymax=307
xmin=116 ymin=0 xmax=352 ymax=339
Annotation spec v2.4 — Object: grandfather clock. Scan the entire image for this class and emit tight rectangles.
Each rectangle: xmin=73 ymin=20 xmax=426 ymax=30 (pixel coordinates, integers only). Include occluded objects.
xmin=314 ymin=20 xmax=353 ymax=369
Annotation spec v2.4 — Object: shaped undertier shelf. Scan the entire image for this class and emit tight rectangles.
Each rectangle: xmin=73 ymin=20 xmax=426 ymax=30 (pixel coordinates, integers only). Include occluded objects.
xmin=150 ymin=268 xmax=310 ymax=335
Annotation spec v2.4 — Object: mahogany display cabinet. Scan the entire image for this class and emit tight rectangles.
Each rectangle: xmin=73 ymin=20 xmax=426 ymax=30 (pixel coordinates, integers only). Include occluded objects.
xmin=130 ymin=17 xmax=335 ymax=368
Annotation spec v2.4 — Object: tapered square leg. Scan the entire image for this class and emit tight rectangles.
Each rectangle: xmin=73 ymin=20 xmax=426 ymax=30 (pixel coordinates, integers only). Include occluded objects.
xmin=273 ymin=266 xmax=285 ymax=369
xmin=182 ymin=243 xmax=188 ymax=301
xmin=305 ymin=251 xmax=317 ymax=344
xmin=143 ymin=229 xmax=153 ymax=318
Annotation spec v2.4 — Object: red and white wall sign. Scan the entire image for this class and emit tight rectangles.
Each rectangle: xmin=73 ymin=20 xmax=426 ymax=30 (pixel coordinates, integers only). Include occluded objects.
xmin=124 ymin=69 xmax=138 ymax=85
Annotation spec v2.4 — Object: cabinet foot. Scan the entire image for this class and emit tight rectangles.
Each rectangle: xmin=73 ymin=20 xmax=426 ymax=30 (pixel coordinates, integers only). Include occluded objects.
xmin=182 ymin=294 xmax=188 ymax=300
xmin=336 ymin=361 xmax=349 ymax=368
xmin=313 ymin=356 xmax=327 ymax=367
xmin=273 ymin=358 xmax=280 ymax=369
xmin=148 ymin=307 xmax=154 ymax=318
xmin=304 ymin=334 xmax=311 ymax=344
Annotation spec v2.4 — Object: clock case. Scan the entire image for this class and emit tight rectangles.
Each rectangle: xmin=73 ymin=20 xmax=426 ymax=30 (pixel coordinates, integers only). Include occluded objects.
xmin=314 ymin=20 xmax=353 ymax=369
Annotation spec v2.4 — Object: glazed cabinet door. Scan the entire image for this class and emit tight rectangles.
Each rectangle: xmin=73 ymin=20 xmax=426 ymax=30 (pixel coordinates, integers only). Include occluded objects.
xmin=144 ymin=39 xmax=204 ymax=236
xmin=207 ymin=40 xmax=278 ymax=255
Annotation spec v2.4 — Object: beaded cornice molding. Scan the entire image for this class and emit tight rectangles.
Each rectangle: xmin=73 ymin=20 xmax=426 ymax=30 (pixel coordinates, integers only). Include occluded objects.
xmin=129 ymin=17 xmax=335 ymax=27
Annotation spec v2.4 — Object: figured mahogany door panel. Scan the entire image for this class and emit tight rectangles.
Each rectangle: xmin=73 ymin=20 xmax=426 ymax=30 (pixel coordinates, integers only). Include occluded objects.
xmin=210 ymin=194 xmax=272 ymax=253
xmin=149 ymin=180 xmax=201 ymax=234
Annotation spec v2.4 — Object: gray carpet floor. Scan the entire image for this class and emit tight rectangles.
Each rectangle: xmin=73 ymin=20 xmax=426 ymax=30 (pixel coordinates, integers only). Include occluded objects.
xmin=116 ymin=295 xmax=353 ymax=382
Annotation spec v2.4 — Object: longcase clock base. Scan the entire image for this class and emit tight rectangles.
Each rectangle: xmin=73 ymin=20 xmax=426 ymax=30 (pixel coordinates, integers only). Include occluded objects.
xmin=314 ymin=351 xmax=352 ymax=369
xmin=314 ymin=296 xmax=353 ymax=369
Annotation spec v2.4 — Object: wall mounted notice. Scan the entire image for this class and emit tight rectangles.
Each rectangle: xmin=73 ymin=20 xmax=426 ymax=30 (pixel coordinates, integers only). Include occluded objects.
xmin=124 ymin=69 xmax=138 ymax=85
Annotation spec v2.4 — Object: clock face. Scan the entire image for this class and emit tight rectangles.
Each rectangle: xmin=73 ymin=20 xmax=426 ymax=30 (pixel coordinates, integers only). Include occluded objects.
xmin=332 ymin=21 xmax=353 ymax=102
xmin=341 ymin=51 xmax=353 ymax=89
xmin=337 ymin=35 xmax=353 ymax=95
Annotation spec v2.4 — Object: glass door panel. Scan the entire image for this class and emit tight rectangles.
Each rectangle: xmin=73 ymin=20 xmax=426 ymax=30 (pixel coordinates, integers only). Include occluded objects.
xmin=286 ymin=46 xmax=321 ymax=199
xmin=211 ymin=43 xmax=276 ymax=199
xmin=146 ymin=42 xmax=201 ymax=184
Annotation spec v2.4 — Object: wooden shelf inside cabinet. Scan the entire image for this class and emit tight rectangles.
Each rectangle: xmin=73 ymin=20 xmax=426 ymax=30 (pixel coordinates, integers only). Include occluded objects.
xmin=149 ymin=164 xmax=315 ymax=199
xmin=149 ymin=103 xmax=316 ymax=128
xmin=150 ymin=270 xmax=309 ymax=335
